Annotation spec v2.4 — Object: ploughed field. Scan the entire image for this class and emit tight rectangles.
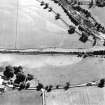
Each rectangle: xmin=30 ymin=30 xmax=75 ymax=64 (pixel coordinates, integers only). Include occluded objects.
xmin=0 ymin=54 xmax=105 ymax=105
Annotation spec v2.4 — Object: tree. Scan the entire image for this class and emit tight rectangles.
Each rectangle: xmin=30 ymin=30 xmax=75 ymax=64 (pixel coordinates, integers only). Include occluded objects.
xmin=3 ymin=65 xmax=14 ymax=79
xmin=98 ymin=79 xmax=105 ymax=88
xmin=56 ymin=85 xmax=60 ymax=89
xmin=13 ymin=66 xmax=23 ymax=74
xmin=18 ymin=82 xmax=26 ymax=91
xmin=14 ymin=72 xmax=26 ymax=84
xmin=25 ymin=82 xmax=30 ymax=89
xmin=36 ymin=83 xmax=44 ymax=91
xmin=68 ymin=25 xmax=75 ymax=34
xmin=64 ymin=82 xmax=70 ymax=90
xmin=45 ymin=85 xmax=53 ymax=92
xmin=27 ymin=74 xmax=34 ymax=81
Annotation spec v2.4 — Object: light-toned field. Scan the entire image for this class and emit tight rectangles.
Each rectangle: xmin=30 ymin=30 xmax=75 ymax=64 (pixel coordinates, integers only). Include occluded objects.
xmin=0 ymin=0 xmax=105 ymax=49
xmin=0 ymin=0 xmax=105 ymax=104
xmin=0 ymin=54 xmax=105 ymax=105
xmin=0 ymin=53 xmax=105 ymax=85
xmin=46 ymin=87 xmax=105 ymax=105
xmin=0 ymin=90 xmax=42 ymax=105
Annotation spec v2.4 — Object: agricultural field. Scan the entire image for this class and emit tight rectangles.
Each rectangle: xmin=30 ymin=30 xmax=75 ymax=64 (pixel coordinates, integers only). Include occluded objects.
xmin=0 ymin=0 xmax=105 ymax=105
xmin=0 ymin=0 xmax=105 ymax=49
xmin=0 ymin=54 xmax=105 ymax=105
xmin=0 ymin=53 xmax=105 ymax=85
xmin=46 ymin=87 xmax=105 ymax=105
xmin=0 ymin=90 xmax=42 ymax=105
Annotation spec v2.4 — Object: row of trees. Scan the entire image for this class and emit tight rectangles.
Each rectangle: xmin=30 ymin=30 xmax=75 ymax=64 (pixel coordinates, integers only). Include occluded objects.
xmin=36 ymin=79 xmax=105 ymax=93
